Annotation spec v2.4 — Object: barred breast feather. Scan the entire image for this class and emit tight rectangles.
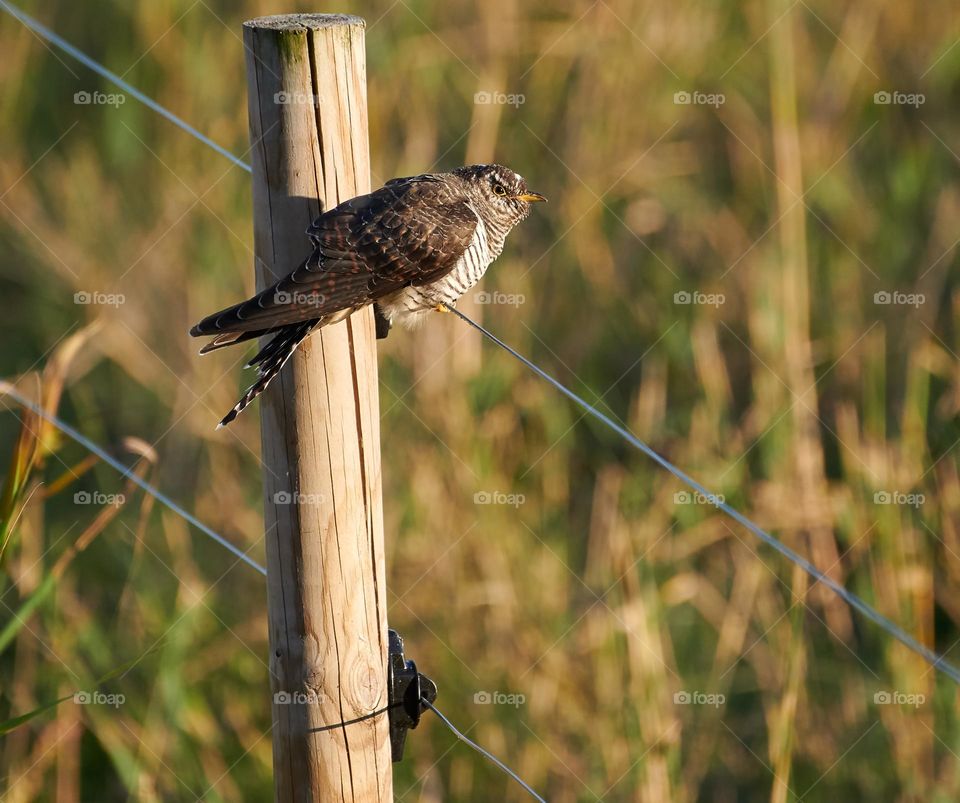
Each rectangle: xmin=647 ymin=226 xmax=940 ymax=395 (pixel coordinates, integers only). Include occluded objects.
xmin=377 ymin=204 xmax=492 ymax=325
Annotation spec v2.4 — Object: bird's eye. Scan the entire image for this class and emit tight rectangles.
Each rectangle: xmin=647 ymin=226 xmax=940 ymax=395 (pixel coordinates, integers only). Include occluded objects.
xmin=493 ymin=183 xmax=507 ymax=196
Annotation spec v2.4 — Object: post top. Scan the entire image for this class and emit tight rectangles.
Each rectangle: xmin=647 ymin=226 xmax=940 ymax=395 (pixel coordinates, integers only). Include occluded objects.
xmin=244 ymin=13 xmax=365 ymax=31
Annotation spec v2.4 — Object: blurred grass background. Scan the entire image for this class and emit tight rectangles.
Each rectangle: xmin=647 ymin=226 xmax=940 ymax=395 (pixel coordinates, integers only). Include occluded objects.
xmin=1 ymin=0 xmax=960 ymax=800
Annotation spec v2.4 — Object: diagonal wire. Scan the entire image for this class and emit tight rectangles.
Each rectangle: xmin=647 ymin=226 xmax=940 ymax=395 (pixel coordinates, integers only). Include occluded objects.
xmin=0 ymin=0 xmax=251 ymax=173
xmin=421 ymin=699 xmax=546 ymax=803
xmin=442 ymin=304 xmax=960 ymax=686
xmin=0 ymin=381 xmax=266 ymax=576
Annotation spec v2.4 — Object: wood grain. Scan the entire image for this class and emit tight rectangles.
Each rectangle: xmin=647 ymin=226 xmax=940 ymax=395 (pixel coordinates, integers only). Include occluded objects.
xmin=242 ymin=14 xmax=390 ymax=802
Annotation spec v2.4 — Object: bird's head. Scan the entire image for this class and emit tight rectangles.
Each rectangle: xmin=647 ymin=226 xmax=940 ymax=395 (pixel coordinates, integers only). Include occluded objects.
xmin=453 ymin=164 xmax=546 ymax=227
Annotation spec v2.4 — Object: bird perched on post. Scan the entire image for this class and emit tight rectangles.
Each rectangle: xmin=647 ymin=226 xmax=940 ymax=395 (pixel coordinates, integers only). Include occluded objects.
xmin=190 ymin=164 xmax=546 ymax=427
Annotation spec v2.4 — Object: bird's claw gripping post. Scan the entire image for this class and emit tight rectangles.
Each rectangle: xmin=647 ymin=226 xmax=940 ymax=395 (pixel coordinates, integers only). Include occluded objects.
xmin=388 ymin=629 xmax=438 ymax=762
xmin=373 ymin=303 xmax=392 ymax=339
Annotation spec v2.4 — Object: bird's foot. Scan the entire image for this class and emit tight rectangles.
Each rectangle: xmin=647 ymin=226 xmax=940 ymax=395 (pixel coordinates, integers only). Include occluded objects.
xmin=434 ymin=303 xmax=450 ymax=314
xmin=373 ymin=303 xmax=392 ymax=339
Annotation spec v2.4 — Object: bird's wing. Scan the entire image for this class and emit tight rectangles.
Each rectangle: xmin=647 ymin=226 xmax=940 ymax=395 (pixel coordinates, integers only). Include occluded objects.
xmin=190 ymin=177 xmax=477 ymax=336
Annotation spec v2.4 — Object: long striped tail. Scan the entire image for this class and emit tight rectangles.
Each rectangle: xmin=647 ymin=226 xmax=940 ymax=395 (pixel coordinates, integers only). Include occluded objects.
xmin=217 ymin=320 xmax=318 ymax=428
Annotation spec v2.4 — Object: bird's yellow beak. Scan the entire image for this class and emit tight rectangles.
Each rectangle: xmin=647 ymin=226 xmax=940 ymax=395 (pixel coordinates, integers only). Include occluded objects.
xmin=516 ymin=192 xmax=547 ymax=203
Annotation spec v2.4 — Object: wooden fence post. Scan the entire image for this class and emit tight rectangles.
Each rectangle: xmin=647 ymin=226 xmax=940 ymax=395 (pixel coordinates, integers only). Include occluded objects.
xmin=242 ymin=14 xmax=391 ymax=802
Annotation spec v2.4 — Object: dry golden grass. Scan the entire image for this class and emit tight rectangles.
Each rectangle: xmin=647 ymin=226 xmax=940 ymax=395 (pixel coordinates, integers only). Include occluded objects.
xmin=2 ymin=0 xmax=960 ymax=800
